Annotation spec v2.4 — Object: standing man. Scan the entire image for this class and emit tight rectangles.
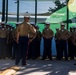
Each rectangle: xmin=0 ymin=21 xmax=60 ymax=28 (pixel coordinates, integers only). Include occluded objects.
xmin=72 ymin=27 xmax=76 ymax=58
xmin=35 ymin=26 xmax=42 ymax=59
xmin=27 ymin=22 xmax=37 ymax=60
xmin=57 ymin=23 xmax=70 ymax=60
xmin=12 ymin=22 xmax=19 ymax=59
xmin=7 ymin=25 xmax=14 ymax=58
xmin=55 ymin=28 xmax=60 ymax=60
xmin=68 ymin=27 xmax=74 ymax=60
xmin=16 ymin=13 xmax=36 ymax=66
xmin=0 ymin=22 xmax=8 ymax=59
xmin=42 ymin=22 xmax=54 ymax=60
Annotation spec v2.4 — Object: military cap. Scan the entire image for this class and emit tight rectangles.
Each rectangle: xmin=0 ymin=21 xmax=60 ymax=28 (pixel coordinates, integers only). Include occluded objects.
xmin=45 ymin=22 xmax=50 ymax=25
xmin=60 ymin=22 xmax=65 ymax=26
xmin=35 ymin=26 xmax=39 ymax=29
xmin=11 ymin=25 xmax=15 ymax=28
xmin=1 ymin=21 xmax=5 ymax=24
xmin=15 ymin=22 xmax=21 ymax=26
xmin=16 ymin=22 xmax=21 ymax=24
xmin=24 ymin=12 xmax=31 ymax=18
xmin=9 ymin=24 xmax=12 ymax=27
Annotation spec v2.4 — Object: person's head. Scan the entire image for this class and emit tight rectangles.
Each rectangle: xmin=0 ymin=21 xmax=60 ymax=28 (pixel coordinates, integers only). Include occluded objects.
xmin=6 ymin=23 xmax=9 ymax=29
xmin=1 ymin=22 xmax=5 ymax=28
xmin=56 ymin=28 xmax=59 ymax=32
xmin=16 ymin=22 xmax=20 ymax=27
xmin=12 ymin=26 xmax=15 ymax=30
xmin=73 ymin=26 xmax=76 ymax=32
xmin=45 ymin=22 xmax=50 ymax=28
xmin=24 ymin=13 xmax=30 ymax=22
xmin=60 ymin=23 xmax=65 ymax=30
xmin=35 ymin=26 xmax=39 ymax=31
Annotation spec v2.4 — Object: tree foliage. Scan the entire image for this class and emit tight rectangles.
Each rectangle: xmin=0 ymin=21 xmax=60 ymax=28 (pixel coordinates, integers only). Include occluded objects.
xmin=48 ymin=0 xmax=66 ymax=13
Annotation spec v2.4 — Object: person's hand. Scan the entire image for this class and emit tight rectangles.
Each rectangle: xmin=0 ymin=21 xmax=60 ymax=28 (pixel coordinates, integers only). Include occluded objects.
xmin=16 ymin=39 xmax=19 ymax=44
xmin=45 ymin=36 xmax=48 ymax=39
xmin=29 ymin=39 xmax=32 ymax=42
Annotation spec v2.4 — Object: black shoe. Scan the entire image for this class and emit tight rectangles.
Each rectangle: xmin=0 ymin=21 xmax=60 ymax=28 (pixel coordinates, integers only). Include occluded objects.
xmin=22 ymin=63 xmax=27 ymax=66
xmin=49 ymin=58 xmax=52 ymax=60
xmin=74 ymin=63 xmax=76 ymax=65
xmin=65 ymin=59 xmax=68 ymax=61
xmin=41 ymin=58 xmax=46 ymax=60
xmin=32 ymin=58 xmax=36 ymax=60
xmin=11 ymin=58 xmax=15 ymax=60
xmin=57 ymin=58 xmax=61 ymax=60
xmin=70 ymin=57 xmax=74 ymax=60
xmin=15 ymin=63 xmax=19 ymax=66
xmin=27 ymin=58 xmax=31 ymax=60
xmin=15 ymin=62 xmax=19 ymax=66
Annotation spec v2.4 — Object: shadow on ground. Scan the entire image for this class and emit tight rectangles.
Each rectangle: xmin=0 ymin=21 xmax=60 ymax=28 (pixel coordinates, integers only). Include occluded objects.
xmin=0 ymin=59 xmax=76 ymax=75
xmin=15 ymin=60 xmax=76 ymax=75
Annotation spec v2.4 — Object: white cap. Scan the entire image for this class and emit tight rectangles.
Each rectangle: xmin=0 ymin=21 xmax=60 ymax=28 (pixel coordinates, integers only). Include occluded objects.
xmin=24 ymin=12 xmax=31 ymax=18
xmin=1 ymin=21 xmax=5 ymax=24
xmin=45 ymin=22 xmax=50 ymax=25
xmin=60 ymin=22 xmax=65 ymax=26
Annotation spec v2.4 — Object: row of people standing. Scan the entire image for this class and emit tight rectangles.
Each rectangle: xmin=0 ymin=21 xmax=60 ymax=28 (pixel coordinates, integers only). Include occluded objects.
xmin=68 ymin=26 xmax=76 ymax=60
xmin=55 ymin=24 xmax=76 ymax=60
xmin=0 ymin=22 xmax=8 ymax=59
xmin=0 ymin=21 xmax=76 ymax=62
xmin=0 ymin=22 xmax=23 ymax=60
xmin=0 ymin=14 xmax=76 ymax=66
xmin=0 ymin=22 xmax=15 ymax=59
xmin=27 ymin=23 xmax=42 ymax=60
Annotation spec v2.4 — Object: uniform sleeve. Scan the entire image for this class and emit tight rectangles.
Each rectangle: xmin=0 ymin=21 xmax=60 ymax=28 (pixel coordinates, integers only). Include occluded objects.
xmin=51 ymin=30 xmax=54 ymax=36
xmin=16 ymin=24 xmax=21 ymax=33
xmin=57 ymin=31 xmax=61 ymax=39
xmin=42 ymin=29 xmax=45 ymax=37
xmin=6 ymin=29 xmax=9 ymax=43
xmin=29 ymin=25 xmax=36 ymax=33
xmin=67 ymin=30 xmax=71 ymax=39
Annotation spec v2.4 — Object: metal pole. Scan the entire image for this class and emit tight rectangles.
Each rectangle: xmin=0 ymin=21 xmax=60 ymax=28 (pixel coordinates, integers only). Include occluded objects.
xmin=6 ymin=0 xmax=8 ymax=23
xmin=17 ymin=0 xmax=19 ymax=22
xmin=2 ymin=0 xmax=5 ymax=22
xmin=66 ymin=0 xmax=69 ymax=30
xmin=35 ymin=0 xmax=37 ymax=25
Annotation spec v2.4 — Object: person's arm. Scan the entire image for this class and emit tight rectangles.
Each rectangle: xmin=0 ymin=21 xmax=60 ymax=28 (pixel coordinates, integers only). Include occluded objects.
xmin=42 ymin=29 xmax=47 ymax=38
xmin=16 ymin=26 xmax=20 ymax=43
xmin=49 ymin=30 xmax=54 ymax=39
xmin=64 ymin=31 xmax=71 ymax=40
xmin=57 ymin=31 xmax=61 ymax=40
xmin=16 ymin=32 xmax=19 ymax=43
xmin=29 ymin=25 xmax=36 ymax=33
xmin=6 ymin=29 xmax=9 ymax=44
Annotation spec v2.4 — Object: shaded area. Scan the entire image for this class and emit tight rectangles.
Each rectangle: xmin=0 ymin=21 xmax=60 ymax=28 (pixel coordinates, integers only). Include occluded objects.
xmin=0 ymin=59 xmax=76 ymax=75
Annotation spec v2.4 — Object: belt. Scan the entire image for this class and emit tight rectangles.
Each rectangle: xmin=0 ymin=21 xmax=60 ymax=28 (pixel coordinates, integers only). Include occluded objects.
xmin=29 ymin=38 xmax=33 ymax=39
xmin=19 ymin=35 xmax=28 ymax=37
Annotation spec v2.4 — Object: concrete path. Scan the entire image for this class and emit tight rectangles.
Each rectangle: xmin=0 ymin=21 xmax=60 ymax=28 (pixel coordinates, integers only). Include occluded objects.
xmin=0 ymin=59 xmax=76 ymax=75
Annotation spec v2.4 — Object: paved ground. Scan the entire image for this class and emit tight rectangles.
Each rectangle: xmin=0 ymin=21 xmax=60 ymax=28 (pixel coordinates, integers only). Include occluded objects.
xmin=0 ymin=59 xmax=76 ymax=75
